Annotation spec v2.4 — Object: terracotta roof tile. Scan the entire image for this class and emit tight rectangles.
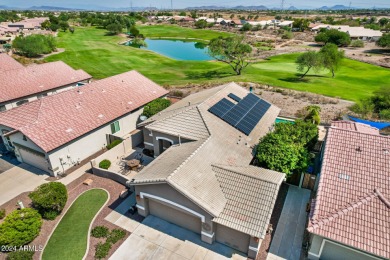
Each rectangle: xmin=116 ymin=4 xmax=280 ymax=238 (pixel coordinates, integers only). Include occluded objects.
xmin=0 ymin=61 xmax=91 ymax=103
xmin=308 ymin=127 xmax=390 ymax=259
xmin=0 ymin=53 xmax=24 ymax=73
xmin=331 ymin=120 xmax=380 ymax=135
xmin=0 ymin=70 xmax=168 ymax=152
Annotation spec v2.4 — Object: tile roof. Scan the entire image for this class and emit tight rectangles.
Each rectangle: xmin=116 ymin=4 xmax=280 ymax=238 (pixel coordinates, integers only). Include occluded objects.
xmin=331 ymin=120 xmax=380 ymax=135
xmin=308 ymin=127 xmax=390 ymax=259
xmin=0 ymin=70 xmax=168 ymax=152
xmin=133 ymin=83 xmax=283 ymax=234
xmin=213 ymin=165 xmax=284 ymax=238
xmin=0 ymin=61 xmax=92 ymax=103
xmin=0 ymin=54 xmax=24 ymax=73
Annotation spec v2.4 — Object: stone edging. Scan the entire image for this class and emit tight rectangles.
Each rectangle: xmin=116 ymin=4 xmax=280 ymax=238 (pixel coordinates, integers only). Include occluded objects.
xmin=39 ymin=188 xmax=110 ymax=260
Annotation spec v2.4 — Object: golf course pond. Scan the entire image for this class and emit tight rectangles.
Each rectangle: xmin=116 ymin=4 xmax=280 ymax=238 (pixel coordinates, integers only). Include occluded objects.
xmin=124 ymin=38 xmax=213 ymax=61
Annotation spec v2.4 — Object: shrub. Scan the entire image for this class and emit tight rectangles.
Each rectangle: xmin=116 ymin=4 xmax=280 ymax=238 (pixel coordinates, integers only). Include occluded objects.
xmin=95 ymin=242 xmax=111 ymax=259
xmin=0 ymin=208 xmax=5 ymax=219
xmin=28 ymin=182 xmax=67 ymax=220
xmin=106 ymin=229 xmax=126 ymax=244
xmin=12 ymin=35 xmax=56 ymax=57
xmin=0 ymin=208 xmax=42 ymax=247
xmin=350 ymin=40 xmax=364 ymax=48
xmin=170 ymin=90 xmax=184 ymax=97
xmin=91 ymin=226 xmax=109 ymax=238
xmin=379 ymin=109 xmax=390 ymax=120
xmin=282 ymin=31 xmax=293 ymax=39
xmin=106 ymin=139 xmax=122 ymax=150
xmin=7 ymin=250 xmax=34 ymax=260
xmin=142 ymin=98 xmax=171 ymax=118
xmin=99 ymin=160 xmax=111 ymax=170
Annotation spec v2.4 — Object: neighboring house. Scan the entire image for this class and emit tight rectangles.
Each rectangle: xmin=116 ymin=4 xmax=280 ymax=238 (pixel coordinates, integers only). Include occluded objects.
xmin=308 ymin=121 xmax=390 ymax=260
xmin=0 ymin=71 xmax=168 ymax=176
xmin=8 ymin=17 xmax=48 ymax=30
xmin=311 ymin=25 xmax=383 ymax=41
xmin=130 ymin=83 xmax=285 ymax=258
xmin=0 ymin=54 xmax=92 ymax=111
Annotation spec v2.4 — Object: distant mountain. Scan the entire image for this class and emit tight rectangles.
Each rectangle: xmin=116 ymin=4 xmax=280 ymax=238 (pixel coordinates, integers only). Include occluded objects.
xmin=233 ymin=5 xmax=268 ymax=10
xmin=288 ymin=6 xmax=298 ymax=10
xmin=186 ymin=6 xmax=225 ymax=10
xmin=318 ymin=5 xmax=352 ymax=10
xmin=28 ymin=6 xmax=83 ymax=11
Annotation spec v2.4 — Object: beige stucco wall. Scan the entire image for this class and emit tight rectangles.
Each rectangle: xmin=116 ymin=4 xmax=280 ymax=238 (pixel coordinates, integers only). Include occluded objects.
xmin=308 ymin=235 xmax=383 ymax=260
xmin=215 ymin=223 xmax=250 ymax=253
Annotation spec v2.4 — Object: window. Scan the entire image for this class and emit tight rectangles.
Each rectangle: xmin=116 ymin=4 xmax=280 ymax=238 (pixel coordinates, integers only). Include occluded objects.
xmin=110 ymin=121 xmax=120 ymax=134
xmin=0 ymin=105 xmax=5 ymax=112
xmin=16 ymin=99 xmax=28 ymax=106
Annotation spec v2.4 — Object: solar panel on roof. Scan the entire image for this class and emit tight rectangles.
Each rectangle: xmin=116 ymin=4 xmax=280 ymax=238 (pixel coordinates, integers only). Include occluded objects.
xmin=228 ymin=93 xmax=242 ymax=102
xmin=222 ymin=93 xmax=259 ymax=126
xmin=208 ymin=98 xmax=235 ymax=118
xmin=236 ymin=99 xmax=271 ymax=135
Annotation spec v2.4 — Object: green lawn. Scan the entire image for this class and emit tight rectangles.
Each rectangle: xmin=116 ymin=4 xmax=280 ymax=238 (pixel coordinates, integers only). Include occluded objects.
xmin=45 ymin=26 xmax=390 ymax=102
xmin=42 ymin=189 xmax=108 ymax=260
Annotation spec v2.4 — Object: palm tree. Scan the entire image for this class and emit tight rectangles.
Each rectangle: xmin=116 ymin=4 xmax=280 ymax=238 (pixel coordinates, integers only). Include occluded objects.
xmin=305 ymin=105 xmax=321 ymax=125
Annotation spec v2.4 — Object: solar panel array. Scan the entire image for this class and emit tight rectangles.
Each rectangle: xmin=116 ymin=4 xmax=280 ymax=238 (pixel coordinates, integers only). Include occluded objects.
xmin=208 ymin=93 xmax=271 ymax=135
xmin=228 ymin=93 xmax=242 ymax=102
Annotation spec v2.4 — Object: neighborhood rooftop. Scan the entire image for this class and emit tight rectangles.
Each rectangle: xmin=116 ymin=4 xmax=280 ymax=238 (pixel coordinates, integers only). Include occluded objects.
xmin=0 ymin=59 xmax=92 ymax=103
xmin=0 ymin=70 xmax=168 ymax=152
xmin=133 ymin=82 xmax=284 ymax=238
xmin=308 ymin=123 xmax=390 ymax=259
xmin=0 ymin=53 xmax=24 ymax=72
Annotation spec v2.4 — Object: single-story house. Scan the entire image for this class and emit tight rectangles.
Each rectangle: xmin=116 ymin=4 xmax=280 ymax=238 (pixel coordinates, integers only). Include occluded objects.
xmin=0 ymin=71 xmax=168 ymax=176
xmin=311 ymin=24 xmax=382 ymax=41
xmin=308 ymin=121 xmax=389 ymax=260
xmin=0 ymin=55 xmax=92 ymax=111
xmin=130 ymin=83 xmax=285 ymax=258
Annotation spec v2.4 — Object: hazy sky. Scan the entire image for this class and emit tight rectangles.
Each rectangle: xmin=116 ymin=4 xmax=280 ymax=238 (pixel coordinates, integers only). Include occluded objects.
xmin=2 ymin=0 xmax=389 ymax=9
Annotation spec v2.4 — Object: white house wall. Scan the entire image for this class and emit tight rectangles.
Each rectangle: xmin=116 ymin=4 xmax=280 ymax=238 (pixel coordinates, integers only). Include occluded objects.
xmin=48 ymin=108 xmax=143 ymax=176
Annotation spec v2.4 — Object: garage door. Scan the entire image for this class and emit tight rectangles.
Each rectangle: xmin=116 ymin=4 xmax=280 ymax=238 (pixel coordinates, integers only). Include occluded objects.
xmin=216 ymin=224 xmax=250 ymax=253
xmin=320 ymin=241 xmax=380 ymax=260
xmin=148 ymin=199 xmax=201 ymax=234
xmin=18 ymin=148 xmax=49 ymax=173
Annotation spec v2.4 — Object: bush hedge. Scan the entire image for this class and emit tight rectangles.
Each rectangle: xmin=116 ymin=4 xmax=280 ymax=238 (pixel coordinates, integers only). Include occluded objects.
xmin=91 ymin=226 xmax=109 ymax=238
xmin=0 ymin=208 xmax=5 ymax=219
xmin=7 ymin=250 xmax=34 ymax=260
xmin=142 ymin=98 xmax=171 ymax=118
xmin=106 ymin=139 xmax=122 ymax=150
xmin=95 ymin=242 xmax=111 ymax=259
xmin=106 ymin=229 xmax=126 ymax=244
xmin=28 ymin=182 xmax=68 ymax=220
xmin=0 ymin=208 xmax=42 ymax=247
xmin=99 ymin=160 xmax=111 ymax=170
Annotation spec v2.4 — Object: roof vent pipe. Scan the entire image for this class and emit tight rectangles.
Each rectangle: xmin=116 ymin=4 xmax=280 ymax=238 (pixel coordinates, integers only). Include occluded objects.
xmin=249 ymin=85 xmax=253 ymax=93
xmin=188 ymin=102 xmax=191 ymax=106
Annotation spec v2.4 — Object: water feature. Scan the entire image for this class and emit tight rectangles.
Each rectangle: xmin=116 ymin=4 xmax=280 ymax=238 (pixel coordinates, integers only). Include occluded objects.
xmin=124 ymin=39 xmax=213 ymax=61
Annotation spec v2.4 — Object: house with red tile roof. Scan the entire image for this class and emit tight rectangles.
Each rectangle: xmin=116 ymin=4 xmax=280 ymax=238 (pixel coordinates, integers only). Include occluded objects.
xmin=0 ymin=71 xmax=168 ymax=176
xmin=307 ymin=121 xmax=390 ymax=260
xmin=0 ymin=54 xmax=92 ymax=111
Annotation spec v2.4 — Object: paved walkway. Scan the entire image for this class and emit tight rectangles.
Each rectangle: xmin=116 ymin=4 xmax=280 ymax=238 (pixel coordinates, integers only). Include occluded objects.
xmin=106 ymin=197 xmax=245 ymax=260
xmin=267 ymin=185 xmax=311 ymax=260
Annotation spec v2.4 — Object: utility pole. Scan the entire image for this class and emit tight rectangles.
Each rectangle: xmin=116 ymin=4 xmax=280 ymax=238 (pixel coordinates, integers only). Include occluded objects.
xmin=130 ymin=1 xmax=132 ymax=11
xmin=280 ymin=0 xmax=285 ymax=12
xmin=171 ymin=0 xmax=173 ymax=11
xmin=349 ymin=1 xmax=352 ymax=10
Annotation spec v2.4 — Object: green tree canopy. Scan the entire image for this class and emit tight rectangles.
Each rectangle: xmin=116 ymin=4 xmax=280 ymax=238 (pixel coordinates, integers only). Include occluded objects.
xmin=195 ymin=19 xmax=208 ymax=29
xmin=59 ymin=21 xmax=69 ymax=32
xmin=29 ymin=182 xmax=68 ymax=220
xmin=12 ymin=35 xmax=56 ymax=57
xmin=106 ymin=23 xmax=122 ymax=35
xmin=296 ymin=51 xmax=322 ymax=79
xmin=379 ymin=18 xmax=389 ymax=27
xmin=129 ymin=25 xmax=140 ymax=37
xmin=319 ymin=43 xmax=345 ymax=78
xmin=0 ymin=208 xmax=42 ymax=247
xmin=377 ymin=34 xmax=390 ymax=48
xmin=143 ymin=98 xmax=171 ymax=118
xmin=315 ymin=29 xmax=351 ymax=46
xmin=293 ymin=18 xmax=310 ymax=31
xmin=208 ymin=36 xmax=252 ymax=75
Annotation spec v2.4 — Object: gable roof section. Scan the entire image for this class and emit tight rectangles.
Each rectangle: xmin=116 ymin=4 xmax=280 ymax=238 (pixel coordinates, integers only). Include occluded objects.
xmin=213 ymin=165 xmax=284 ymax=238
xmin=0 ymin=70 xmax=168 ymax=152
xmin=331 ymin=120 xmax=380 ymax=135
xmin=308 ymin=127 xmax=390 ymax=259
xmin=0 ymin=53 xmax=24 ymax=73
xmin=146 ymin=106 xmax=210 ymax=140
xmin=0 ymin=61 xmax=91 ymax=104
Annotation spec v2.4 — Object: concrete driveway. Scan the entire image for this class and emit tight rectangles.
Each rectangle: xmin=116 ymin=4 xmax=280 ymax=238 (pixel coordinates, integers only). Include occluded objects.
xmin=109 ymin=214 xmax=246 ymax=260
xmin=267 ymin=185 xmax=311 ymax=260
xmin=0 ymin=163 xmax=48 ymax=206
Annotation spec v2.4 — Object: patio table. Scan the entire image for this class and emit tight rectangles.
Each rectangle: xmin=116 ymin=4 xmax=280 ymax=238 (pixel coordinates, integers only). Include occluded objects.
xmin=127 ymin=159 xmax=140 ymax=170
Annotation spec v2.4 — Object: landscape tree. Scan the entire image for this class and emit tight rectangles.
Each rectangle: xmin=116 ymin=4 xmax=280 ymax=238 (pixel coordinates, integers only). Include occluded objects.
xmin=195 ymin=19 xmax=208 ymax=29
xmin=296 ymin=51 xmax=322 ymax=79
xmin=129 ymin=25 xmax=140 ymax=37
xmin=69 ymin=27 xmax=75 ymax=34
xmin=304 ymin=105 xmax=321 ymax=125
xmin=208 ymin=36 xmax=252 ymax=75
xmin=292 ymin=18 xmax=310 ymax=31
xmin=29 ymin=182 xmax=68 ymax=220
xmin=319 ymin=43 xmax=345 ymax=78
xmin=106 ymin=23 xmax=122 ymax=35
xmin=240 ymin=22 xmax=252 ymax=31
xmin=143 ymin=98 xmax=171 ymax=118
xmin=59 ymin=21 xmax=69 ymax=32
xmin=377 ymin=34 xmax=390 ymax=48
xmin=0 ymin=208 xmax=42 ymax=247
xmin=12 ymin=35 xmax=56 ymax=57
xmin=379 ymin=18 xmax=389 ymax=27
xmin=315 ymin=29 xmax=351 ymax=46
